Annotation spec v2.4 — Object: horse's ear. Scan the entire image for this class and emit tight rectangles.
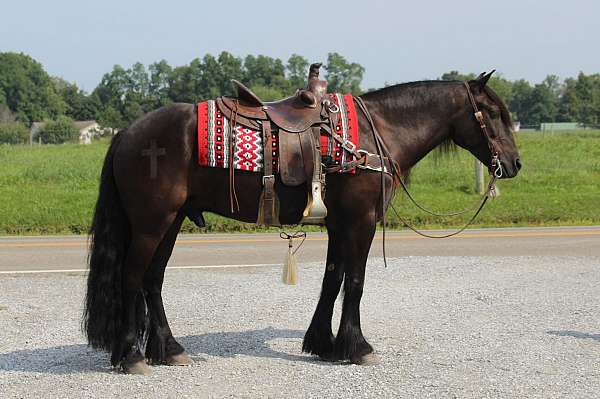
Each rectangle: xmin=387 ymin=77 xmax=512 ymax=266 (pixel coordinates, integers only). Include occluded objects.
xmin=469 ymin=70 xmax=495 ymax=92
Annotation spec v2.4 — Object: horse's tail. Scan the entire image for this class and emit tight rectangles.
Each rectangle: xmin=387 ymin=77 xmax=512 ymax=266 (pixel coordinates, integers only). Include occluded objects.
xmin=83 ymin=131 xmax=130 ymax=353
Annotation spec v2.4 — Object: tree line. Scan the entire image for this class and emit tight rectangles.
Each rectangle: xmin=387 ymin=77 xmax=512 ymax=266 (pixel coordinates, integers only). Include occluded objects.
xmin=1 ymin=51 xmax=599 ymax=144
xmin=440 ymin=71 xmax=600 ymax=127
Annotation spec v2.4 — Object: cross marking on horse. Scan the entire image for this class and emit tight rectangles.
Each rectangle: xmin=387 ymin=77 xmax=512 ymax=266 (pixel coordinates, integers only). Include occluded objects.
xmin=141 ymin=140 xmax=166 ymax=179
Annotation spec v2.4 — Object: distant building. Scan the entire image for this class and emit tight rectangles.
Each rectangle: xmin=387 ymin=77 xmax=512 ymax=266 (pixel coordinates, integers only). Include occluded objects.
xmin=517 ymin=122 xmax=585 ymax=132
xmin=74 ymin=121 xmax=103 ymax=144
xmin=30 ymin=120 xmax=108 ymax=144
xmin=540 ymin=122 xmax=581 ymax=132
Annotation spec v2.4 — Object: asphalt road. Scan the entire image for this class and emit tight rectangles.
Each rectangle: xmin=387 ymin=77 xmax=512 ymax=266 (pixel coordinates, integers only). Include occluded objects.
xmin=1 ymin=227 xmax=599 ymax=398
xmin=0 ymin=226 xmax=599 ymax=273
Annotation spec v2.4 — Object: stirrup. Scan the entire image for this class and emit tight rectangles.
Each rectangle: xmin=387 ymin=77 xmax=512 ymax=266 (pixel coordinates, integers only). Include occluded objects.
xmin=300 ymin=181 xmax=327 ymax=225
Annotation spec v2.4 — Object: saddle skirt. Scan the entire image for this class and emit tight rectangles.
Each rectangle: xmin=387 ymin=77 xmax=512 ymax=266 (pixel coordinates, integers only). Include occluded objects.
xmin=197 ymin=93 xmax=360 ymax=175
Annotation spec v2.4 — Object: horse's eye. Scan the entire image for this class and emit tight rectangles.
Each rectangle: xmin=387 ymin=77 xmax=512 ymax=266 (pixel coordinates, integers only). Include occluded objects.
xmin=489 ymin=110 xmax=500 ymax=119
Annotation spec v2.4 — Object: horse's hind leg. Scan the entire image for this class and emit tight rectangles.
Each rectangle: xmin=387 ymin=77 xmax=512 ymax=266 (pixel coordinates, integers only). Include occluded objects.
xmin=144 ymin=212 xmax=191 ymax=366
xmin=112 ymin=214 xmax=177 ymax=374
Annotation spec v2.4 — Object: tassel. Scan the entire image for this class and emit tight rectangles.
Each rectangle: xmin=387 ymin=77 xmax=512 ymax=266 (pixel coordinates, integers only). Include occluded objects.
xmin=282 ymin=238 xmax=297 ymax=285
xmin=486 ymin=173 xmax=501 ymax=199
xmin=280 ymin=231 xmax=306 ymax=285
xmin=489 ymin=183 xmax=500 ymax=198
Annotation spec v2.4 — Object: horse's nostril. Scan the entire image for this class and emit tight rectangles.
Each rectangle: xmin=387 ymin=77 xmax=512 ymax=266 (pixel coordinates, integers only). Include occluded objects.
xmin=515 ymin=158 xmax=522 ymax=170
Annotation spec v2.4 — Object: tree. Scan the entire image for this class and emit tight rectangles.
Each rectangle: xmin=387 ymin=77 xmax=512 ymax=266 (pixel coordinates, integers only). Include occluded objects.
xmin=324 ymin=53 xmax=364 ymax=94
xmin=488 ymin=75 xmax=513 ymax=104
xmin=38 ymin=116 xmax=78 ymax=144
xmin=557 ymin=77 xmax=577 ymax=122
xmin=148 ymin=60 xmax=173 ymax=108
xmin=0 ymin=122 xmax=29 ymax=144
xmin=440 ymin=70 xmax=476 ymax=81
xmin=122 ymin=101 xmax=144 ymax=124
xmin=128 ymin=62 xmax=149 ymax=102
xmin=53 ymin=78 xmax=100 ymax=121
xmin=0 ymin=52 xmax=66 ymax=125
xmin=572 ymin=72 xmax=600 ymax=126
xmin=509 ymin=79 xmax=534 ymax=124
xmin=93 ymin=62 xmax=157 ymax=127
xmin=528 ymin=76 xmax=560 ymax=124
xmin=97 ymin=105 xmax=125 ymax=131
xmin=243 ymin=55 xmax=287 ymax=92
xmin=92 ymin=64 xmax=130 ymax=112
xmin=197 ymin=54 xmax=226 ymax=99
xmin=0 ymin=104 xmax=16 ymax=123
xmin=174 ymin=65 xmax=197 ymax=102
xmin=216 ymin=51 xmax=244 ymax=95
xmin=286 ymin=54 xmax=310 ymax=90
xmin=247 ymin=85 xmax=286 ymax=102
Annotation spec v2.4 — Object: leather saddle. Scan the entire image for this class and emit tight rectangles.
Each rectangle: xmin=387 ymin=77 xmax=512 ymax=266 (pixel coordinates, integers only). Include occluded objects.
xmin=215 ymin=63 xmax=331 ymax=226
xmin=217 ymin=82 xmax=326 ymax=133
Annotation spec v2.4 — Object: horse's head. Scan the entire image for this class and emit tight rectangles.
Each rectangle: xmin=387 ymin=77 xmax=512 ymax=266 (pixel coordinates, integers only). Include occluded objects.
xmin=450 ymin=71 xmax=521 ymax=178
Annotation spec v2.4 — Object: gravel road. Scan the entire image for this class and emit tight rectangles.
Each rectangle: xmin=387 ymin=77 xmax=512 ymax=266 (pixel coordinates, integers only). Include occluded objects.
xmin=1 ymin=256 xmax=599 ymax=398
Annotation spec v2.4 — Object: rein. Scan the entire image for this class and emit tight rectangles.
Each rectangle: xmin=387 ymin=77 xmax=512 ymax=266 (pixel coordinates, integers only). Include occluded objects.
xmin=354 ymin=82 xmax=503 ymax=248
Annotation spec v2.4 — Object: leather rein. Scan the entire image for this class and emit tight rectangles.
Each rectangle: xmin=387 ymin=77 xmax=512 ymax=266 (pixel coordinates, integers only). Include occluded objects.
xmin=352 ymin=82 xmax=504 ymax=251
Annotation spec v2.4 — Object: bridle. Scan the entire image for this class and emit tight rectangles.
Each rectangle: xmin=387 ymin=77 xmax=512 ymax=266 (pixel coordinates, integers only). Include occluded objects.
xmin=354 ymin=81 xmax=506 ymax=262
xmin=463 ymin=81 xmax=504 ymax=179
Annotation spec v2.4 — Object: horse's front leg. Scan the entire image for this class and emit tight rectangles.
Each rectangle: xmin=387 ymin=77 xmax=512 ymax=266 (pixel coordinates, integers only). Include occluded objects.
xmin=334 ymin=211 xmax=378 ymax=365
xmin=302 ymin=224 xmax=344 ymax=360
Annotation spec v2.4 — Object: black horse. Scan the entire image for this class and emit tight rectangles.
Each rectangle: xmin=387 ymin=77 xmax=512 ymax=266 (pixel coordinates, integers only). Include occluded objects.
xmin=83 ymin=71 xmax=521 ymax=374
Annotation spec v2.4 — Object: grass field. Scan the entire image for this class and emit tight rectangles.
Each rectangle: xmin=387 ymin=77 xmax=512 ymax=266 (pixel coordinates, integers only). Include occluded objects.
xmin=1 ymin=130 xmax=599 ymax=235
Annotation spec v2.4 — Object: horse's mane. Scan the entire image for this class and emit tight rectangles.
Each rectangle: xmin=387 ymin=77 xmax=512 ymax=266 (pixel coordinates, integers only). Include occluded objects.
xmin=362 ymin=81 xmax=460 ymax=162
xmin=360 ymin=79 xmax=513 ymax=162
xmin=361 ymin=80 xmax=457 ymax=101
xmin=362 ymin=79 xmax=513 ymax=128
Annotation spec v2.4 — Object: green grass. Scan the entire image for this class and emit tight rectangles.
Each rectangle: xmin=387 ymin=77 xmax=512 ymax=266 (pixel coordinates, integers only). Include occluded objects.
xmin=388 ymin=130 xmax=600 ymax=228
xmin=1 ymin=130 xmax=599 ymax=235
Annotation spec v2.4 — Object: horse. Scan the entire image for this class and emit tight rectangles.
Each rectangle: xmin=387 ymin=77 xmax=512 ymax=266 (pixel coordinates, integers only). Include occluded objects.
xmin=83 ymin=71 xmax=521 ymax=374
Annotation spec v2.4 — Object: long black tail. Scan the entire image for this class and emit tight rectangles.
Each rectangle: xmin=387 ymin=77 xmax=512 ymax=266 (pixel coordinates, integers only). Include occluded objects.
xmin=83 ymin=132 xmax=130 ymax=352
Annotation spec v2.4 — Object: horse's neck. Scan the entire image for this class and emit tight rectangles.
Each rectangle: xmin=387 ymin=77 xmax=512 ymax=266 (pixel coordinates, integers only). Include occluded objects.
xmin=363 ymin=83 xmax=460 ymax=171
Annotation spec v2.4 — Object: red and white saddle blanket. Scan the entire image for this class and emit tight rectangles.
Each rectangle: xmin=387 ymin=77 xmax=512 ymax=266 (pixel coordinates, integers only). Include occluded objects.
xmin=197 ymin=93 xmax=360 ymax=173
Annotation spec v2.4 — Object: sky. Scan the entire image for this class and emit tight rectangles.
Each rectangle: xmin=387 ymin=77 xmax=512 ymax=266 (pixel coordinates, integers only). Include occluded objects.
xmin=1 ymin=0 xmax=599 ymax=92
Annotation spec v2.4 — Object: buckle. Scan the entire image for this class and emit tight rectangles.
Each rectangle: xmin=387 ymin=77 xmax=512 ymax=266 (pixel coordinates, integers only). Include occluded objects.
xmin=342 ymin=140 xmax=356 ymax=153
xmin=356 ymin=150 xmax=387 ymax=172
xmin=327 ymin=102 xmax=339 ymax=114
xmin=262 ymin=174 xmax=274 ymax=185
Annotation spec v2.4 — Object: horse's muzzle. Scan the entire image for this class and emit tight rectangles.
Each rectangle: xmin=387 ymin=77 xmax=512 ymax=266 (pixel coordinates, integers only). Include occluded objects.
xmin=498 ymin=157 xmax=521 ymax=178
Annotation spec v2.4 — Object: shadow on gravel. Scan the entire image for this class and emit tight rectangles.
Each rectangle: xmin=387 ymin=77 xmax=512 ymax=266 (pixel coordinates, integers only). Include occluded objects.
xmin=546 ymin=330 xmax=600 ymax=342
xmin=0 ymin=327 xmax=321 ymax=374
xmin=0 ymin=344 xmax=110 ymax=374
xmin=179 ymin=327 xmax=320 ymax=363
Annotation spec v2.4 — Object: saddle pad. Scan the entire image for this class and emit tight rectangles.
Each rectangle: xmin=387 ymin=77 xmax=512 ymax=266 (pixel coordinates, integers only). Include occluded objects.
xmin=197 ymin=93 xmax=359 ymax=173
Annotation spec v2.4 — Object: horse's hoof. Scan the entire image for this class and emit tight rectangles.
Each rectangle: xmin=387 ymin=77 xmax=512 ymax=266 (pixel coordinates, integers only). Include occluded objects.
xmin=165 ymin=351 xmax=193 ymax=366
xmin=352 ymin=353 xmax=380 ymax=366
xmin=317 ymin=353 xmax=338 ymax=363
xmin=123 ymin=360 xmax=152 ymax=375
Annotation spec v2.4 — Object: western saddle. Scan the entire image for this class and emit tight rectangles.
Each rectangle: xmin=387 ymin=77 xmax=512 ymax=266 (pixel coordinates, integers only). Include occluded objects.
xmin=216 ymin=63 xmax=370 ymax=226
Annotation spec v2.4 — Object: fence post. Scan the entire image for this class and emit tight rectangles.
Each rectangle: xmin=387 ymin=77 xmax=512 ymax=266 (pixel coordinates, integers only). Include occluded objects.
xmin=475 ymin=159 xmax=485 ymax=194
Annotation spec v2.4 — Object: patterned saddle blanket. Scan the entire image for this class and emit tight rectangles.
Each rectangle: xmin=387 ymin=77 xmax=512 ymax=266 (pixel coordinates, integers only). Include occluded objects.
xmin=197 ymin=93 xmax=360 ymax=173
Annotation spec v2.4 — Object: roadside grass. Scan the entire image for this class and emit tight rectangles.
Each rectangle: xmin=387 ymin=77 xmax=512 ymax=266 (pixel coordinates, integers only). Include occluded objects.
xmin=0 ymin=130 xmax=599 ymax=235
xmin=388 ymin=130 xmax=600 ymax=228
